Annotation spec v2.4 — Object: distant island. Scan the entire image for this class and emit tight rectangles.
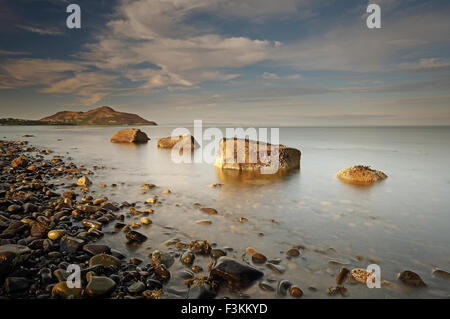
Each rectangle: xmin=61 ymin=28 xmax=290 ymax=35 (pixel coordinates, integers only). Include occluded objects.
xmin=0 ymin=106 xmax=157 ymax=126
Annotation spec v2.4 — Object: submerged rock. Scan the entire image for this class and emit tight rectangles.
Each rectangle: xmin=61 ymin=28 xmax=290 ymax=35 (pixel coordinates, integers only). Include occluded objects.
xmin=336 ymin=166 xmax=387 ymax=185
xmin=157 ymin=134 xmax=198 ymax=150
xmin=209 ymin=257 xmax=264 ymax=289
xmin=398 ymin=270 xmax=426 ymax=287
xmin=110 ymin=128 xmax=149 ymax=143
xmin=214 ymin=138 xmax=301 ymax=174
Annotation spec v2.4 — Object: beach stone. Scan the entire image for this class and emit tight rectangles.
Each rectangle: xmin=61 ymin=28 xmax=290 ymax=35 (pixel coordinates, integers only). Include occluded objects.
xmin=200 ymin=207 xmax=218 ymax=215
xmin=110 ymin=129 xmax=149 ymax=143
xmin=83 ymin=244 xmax=110 ymax=256
xmin=214 ymin=138 xmax=301 ymax=173
xmin=126 ymin=230 xmax=147 ymax=244
xmin=210 ymin=257 xmax=264 ymax=289
xmin=86 ymin=276 xmax=117 ymax=297
xmin=76 ymin=176 xmax=92 ymax=187
xmin=350 ymin=268 xmax=371 ymax=284
xmin=289 ymin=285 xmax=303 ymax=298
xmin=23 ymin=203 xmax=38 ymax=214
xmin=336 ymin=166 xmax=387 ymax=185
xmin=157 ymin=134 xmax=198 ymax=150
xmin=277 ymin=280 xmax=292 ymax=296
xmin=11 ymin=157 xmax=27 ymax=168
xmin=89 ymin=253 xmax=121 ymax=268
xmin=0 ymin=244 xmax=31 ymax=277
xmin=47 ymin=229 xmax=66 ymax=241
xmin=181 ymin=251 xmax=195 ymax=265
xmin=53 ymin=269 xmax=70 ymax=282
xmin=141 ymin=184 xmax=156 ymax=190
xmin=267 ymin=263 xmax=286 ymax=274
xmin=259 ymin=281 xmax=276 ymax=291
xmin=59 ymin=235 xmax=84 ymax=254
xmin=211 ymin=249 xmax=226 ymax=259
xmin=336 ymin=267 xmax=350 ymax=285
xmin=82 ymin=219 xmax=102 ymax=230
xmin=51 ymin=282 xmax=83 ymax=298
xmin=128 ymin=281 xmax=146 ymax=294
xmin=4 ymin=277 xmax=30 ymax=293
xmin=251 ymin=252 xmax=267 ymax=264
xmin=432 ymin=269 xmax=450 ymax=281
xmin=286 ymin=248 xmax=300 ymax=257
xmin=398 ymin=270 xmax=426 ymax=287
xmin=63 ymin=191 xmax=76 ymax=199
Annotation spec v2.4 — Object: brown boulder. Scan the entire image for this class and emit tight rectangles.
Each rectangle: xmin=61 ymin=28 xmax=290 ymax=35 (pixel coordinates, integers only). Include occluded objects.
xmin=336 ymin=166 xmax=387 ymax=185
xmin=157 ymin=134 xmax=198 ymax=150
xmin=110 ymin=129 xmax=149 ymax=143
xmin=214 ymin=138 xmax=300 ymax=174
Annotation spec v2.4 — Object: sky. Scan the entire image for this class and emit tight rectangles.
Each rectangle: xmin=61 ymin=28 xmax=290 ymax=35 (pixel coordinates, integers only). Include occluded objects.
xmin=0 ymin=0 xmax=449 ymax=126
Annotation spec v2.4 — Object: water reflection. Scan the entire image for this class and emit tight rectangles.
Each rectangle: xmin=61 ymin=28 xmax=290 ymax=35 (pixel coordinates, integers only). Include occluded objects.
xmin=215 ymin=166 xmax=300 ymax=186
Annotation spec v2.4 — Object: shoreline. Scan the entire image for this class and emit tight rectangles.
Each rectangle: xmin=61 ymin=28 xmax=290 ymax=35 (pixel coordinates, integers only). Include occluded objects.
xmin=0 ymin=139 xmax=444 ymax=299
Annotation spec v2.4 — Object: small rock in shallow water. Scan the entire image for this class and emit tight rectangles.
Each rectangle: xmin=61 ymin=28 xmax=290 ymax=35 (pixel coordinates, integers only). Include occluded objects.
xmin=126 ymin=230 xmax=147 ymax=244
xmin=259 ymin=281 xmax=275 ymax=291
xmin=398 ymin=270 xmax=426 ymax=287
xmin=89 ymin=253 xmax=121 ymax=268
xmin=200 ymin=207 xmax=218 ymax=215
xmin=209 ymin=257 xmax=264 ymax=289
xmin=286 ymin=248 xmax=300 ymax=257
xmin=267 ymin=263 xmax=286 ymax=274
xmin=181 ymin=251 xmax=195 ymax=265
xmin=4 ymin=277 xmax=29 ymax=293
xmin=86 ymin=276 xmax=117 ymax=297
xmin=76 ymin=176 xmax=92 ymax=187
xmin=432 ymin=268 xmax=450 ymax=281
xmin=83 ymin=244 xmax=110 ymax=256
xmin=289 ymin=285 xmax=303 ymax=298
xmin=349 ymin=268 xmax=371 ymax=284
xmin=336 ymin=267 xmax=350 ymax=285
xmin=277 ymin=280 xmax=292 ymax=296
xmin=251 ymin=253 xmax=267 ymax=264
xmin=52 ymin=282 xmax=83 ymax=298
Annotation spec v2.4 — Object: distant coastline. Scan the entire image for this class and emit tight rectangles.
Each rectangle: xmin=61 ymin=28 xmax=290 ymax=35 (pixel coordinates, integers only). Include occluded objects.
xmin=0 ymin=106 xmax=157 ymax=126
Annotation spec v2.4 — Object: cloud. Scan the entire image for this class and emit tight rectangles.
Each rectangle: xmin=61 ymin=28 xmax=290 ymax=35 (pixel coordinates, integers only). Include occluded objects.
xmin=16 ymin=24 xmax=63 ymax=36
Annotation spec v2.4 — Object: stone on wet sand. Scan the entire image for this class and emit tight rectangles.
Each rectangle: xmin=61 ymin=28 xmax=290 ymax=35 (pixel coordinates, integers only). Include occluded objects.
xmin=398 ymin=270 xmax=426 ymax=287
xmin=289 ymin=285 xmax=303 ymax=298
xmin=128 ymin=281 xmax=146 ymax=294
xmin=251 ymin=253 xmax=267 ymax=264
xmin=157 ymin=134 xmax=198 ymax=150
xmin=0 ymin=244 xmax=31 ymax=277
xmin=349 ymin=268 xmax=371 ymax=284
xmin=52 ymin=282 xmax=83 ymax=298
xmin=336 ymin=166 xmax=387 ymax=185
xmin=86 ymin=276 xmax=117 ymax=297
xmin=59 ymin=235 xmax=84 ymax=254
xmin=89 ymin=253 xmax=121 ymax=268
xmin=181 ymin=251 xmax=195 ymax=266
xmin=4 ymin=277 xmax=30 ymax=293
xmin=83 ymin=244 xmax=111 ymax=256
xmin=126 ymin=230 xmax=148 ymax=244
xmin=110 ymin=128 xmax=149 ymax=143
xmin=214 ymin=138 xmax=301 ymax=173
xmin=200 ymin=208 xmax=218 ymax=215
xmin=210 ymin=257 xmax=264 ymax=289
xmin=267 ymin=263 xmax=286 ymax=274
xmin=76 ymin=176 xmax=92 ymax=187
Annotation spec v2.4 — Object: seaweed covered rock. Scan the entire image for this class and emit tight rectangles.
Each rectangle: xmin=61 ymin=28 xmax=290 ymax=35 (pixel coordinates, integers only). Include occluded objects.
xmin=336 ymin=165 xmax=387 ymax=185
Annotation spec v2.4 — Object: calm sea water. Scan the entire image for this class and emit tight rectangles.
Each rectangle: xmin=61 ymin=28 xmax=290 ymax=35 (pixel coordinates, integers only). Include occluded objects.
xmin=1 ymin=125 xmax=450 ymax=298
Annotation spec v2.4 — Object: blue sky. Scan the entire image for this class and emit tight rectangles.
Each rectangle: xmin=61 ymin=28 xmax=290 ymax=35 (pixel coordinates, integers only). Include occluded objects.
xmin=0 ymin=0 xmax=449 ymax=125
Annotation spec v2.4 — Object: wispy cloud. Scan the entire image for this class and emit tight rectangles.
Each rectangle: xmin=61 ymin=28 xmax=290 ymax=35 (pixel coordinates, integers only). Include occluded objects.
xmin=16 ymin=24 xmax=63 ymax=36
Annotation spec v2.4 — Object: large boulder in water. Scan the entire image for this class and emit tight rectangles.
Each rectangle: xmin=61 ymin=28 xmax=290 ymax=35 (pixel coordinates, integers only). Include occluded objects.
xmin=157 ymin=134 xmax=198 ymax=150
xmin=209 ymin=256 xmax=263 ymax=289
xmin=110 ymin=128 xmax=149 ymax=143
xmin=214 ymin=138 xmax=300 ymax=174
xmin=336 ymin=165 xmax=387 ymax=185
